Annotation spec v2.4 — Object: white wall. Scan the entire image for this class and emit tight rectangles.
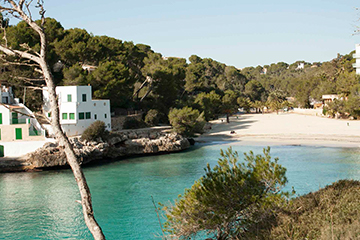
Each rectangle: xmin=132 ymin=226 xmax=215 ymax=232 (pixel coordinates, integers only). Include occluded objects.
xmin=0 ymin=105 xmax=10 ymax=125
xmin=43 ymin=85 xmax=111 ymax=136
xmin=1 ymin=140 xmax=51 ymax=157
xmin=355 ymin=44 xmax=360 ymax=74
xmin=92 ymin=100 xmax=111 ymax=130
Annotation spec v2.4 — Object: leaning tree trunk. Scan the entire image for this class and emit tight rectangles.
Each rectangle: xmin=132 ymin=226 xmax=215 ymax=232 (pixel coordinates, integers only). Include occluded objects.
xmin=39 ymin=41 xmax=106 ymax=240
xmin=0 ymin=1 xmax=106 ymax=238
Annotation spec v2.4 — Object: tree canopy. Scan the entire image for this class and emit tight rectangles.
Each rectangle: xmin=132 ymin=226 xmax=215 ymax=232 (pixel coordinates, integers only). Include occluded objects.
xmin=162 ymin=147 xmax=290 ymax=239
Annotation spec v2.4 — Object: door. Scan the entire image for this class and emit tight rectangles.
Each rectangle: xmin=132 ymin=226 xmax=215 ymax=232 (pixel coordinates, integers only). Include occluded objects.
xmin=15 ymin=128 xmax=22 ymax=140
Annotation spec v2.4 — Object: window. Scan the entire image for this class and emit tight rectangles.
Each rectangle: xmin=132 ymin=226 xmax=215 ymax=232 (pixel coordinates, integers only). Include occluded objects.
xmin=105 ymin=114 xmax=107 ymax=118
xmin=0 ymin=129 xmax=2 ymax=140
xmin=62 ymin=113 xmax=68 ymax=120
xmin=79 ymin=112 xmax=84 ymax=120
xmin=12 ymin=112 xmax=18 ymax=124
xmin=69 ymin=113 xmax=75 ymax=120
xmin=85 ymin=112 xmax=91 ymax=119
xmin=82 ymin=94 xmax=87 ymax=102
xmin=0 ymin=113 xmax=2 ymax=124
xmin=67 ymin=94 xmax=72 ymax=102
xmin=94 ymin=114 xmax=97 ymax=120
xmin=48 ymin=112 xmax=51 ymax=117
xmin=104 ymin=102 xmax=106 ymax=106
xmin=94 ymin=103 xmax=96 ymax=106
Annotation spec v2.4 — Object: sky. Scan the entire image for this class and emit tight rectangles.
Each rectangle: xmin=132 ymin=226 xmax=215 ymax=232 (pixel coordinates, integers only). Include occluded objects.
xmin=36 ymin=0 xmax=360 ymax=68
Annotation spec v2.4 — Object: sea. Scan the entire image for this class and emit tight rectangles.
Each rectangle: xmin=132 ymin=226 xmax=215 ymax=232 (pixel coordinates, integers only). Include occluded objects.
xmin=1 ymin=142 xmax=360 ymax=239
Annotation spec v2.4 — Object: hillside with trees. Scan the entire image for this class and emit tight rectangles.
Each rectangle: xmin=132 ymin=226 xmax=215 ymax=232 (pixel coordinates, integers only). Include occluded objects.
xmin=2 ymin=17 xmax=359 ymax=128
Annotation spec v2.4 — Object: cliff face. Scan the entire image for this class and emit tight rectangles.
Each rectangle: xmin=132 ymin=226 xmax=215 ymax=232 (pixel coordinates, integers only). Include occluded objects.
xmin=27 ymin=131 xmax=190 ymax=169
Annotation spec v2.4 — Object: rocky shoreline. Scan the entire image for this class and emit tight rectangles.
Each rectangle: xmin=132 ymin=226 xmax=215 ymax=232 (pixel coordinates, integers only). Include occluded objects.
xmin=0 ymin=129 xmax=191 ymax=173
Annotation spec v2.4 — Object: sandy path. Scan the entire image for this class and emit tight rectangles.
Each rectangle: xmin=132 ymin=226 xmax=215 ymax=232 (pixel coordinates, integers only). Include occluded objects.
xmin=197 ymin=112 xmax=360 ymax=148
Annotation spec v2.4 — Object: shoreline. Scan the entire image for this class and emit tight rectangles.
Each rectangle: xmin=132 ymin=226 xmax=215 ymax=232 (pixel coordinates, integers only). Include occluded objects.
xmin=196 ymin=112 xmax=360 ymax=148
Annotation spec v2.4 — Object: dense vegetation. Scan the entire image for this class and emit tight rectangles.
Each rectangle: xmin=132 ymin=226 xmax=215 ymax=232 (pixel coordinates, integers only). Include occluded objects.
xmin=81 ymin=121 xmax=109 ymax=141
xmin=162 ymin=148 xmax=360 ymax=240
xmin=162 ymin=147 xmax=290 ymax=239
xmin=243 ymin=179 xmax=360 ymax=240
xmin=2 ymin=17 xmax=359 ymax=127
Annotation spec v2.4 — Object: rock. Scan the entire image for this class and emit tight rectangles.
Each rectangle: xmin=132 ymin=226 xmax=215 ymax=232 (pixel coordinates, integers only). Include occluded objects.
xmin=188 ymin=138 xmax=195 ymax=145
xmin=128 ymin=132 xmax=138 ymax=139
xmin=24 ymin=130 xmax=190 ymax=169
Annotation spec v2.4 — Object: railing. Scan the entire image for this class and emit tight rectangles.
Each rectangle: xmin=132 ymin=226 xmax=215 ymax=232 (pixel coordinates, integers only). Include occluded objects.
xmin=10 ymin=118 xmax=28 ymax=124
xmin=29 ymin=128 xmax=42 ymax=136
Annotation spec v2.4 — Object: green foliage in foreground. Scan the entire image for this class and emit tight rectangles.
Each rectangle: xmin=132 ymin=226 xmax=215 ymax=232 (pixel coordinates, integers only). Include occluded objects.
xmin=243 ymin=180 xmax=360 ymax=240
xmin=162 ymin=147 xmax=289 ymax=239
xmin=81 ymin=121 xmax=109 ymax=141
xmin=168 ymin=107 xmax=206 ymax=137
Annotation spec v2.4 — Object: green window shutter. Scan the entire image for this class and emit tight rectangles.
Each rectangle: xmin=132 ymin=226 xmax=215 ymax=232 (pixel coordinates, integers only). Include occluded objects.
xmin=67 ymin=94 xmax=72 ymax=102
xmin=85 ymin=112 xmax=91 ymax=119
xmin=0 ymin=113 xmax=2 ymax=124
xmin=82 ymin=94 xmax=87 ymax=102
xmin=15 ymin=128 xmax=22 ymax=140
xmin=79 ymin=112 xmax=84 ymax=120
xmin=62 ymin=113 xmax=68 ymax=120
xmin=48 ymin=112 xmax=51 ymax=117
xmin=0 ymin=145 xmax=4 ymax=157
xmin=0 ymin=128 xmax=2 ymax=140
xmin=69 ymin=113 xmax=75 ymax=120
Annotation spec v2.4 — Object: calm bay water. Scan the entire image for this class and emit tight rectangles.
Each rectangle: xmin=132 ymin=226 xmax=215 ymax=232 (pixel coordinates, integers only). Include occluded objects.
xmin=1 ymin=143 xmax=360 ymax=239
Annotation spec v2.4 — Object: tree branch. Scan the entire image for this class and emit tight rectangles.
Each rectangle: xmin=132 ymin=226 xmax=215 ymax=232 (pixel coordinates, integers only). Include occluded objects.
xmin=0 ymin=45 xmax=41 ymax=64
xmin=0 ymin=1 xmax=106 ymax=239
xmin=1 ymin=60 xmax=40 ymax=68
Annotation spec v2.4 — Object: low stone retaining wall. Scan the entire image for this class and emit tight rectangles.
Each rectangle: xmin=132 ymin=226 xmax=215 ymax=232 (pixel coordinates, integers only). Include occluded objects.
xmin=292 ymin=108 xmax=323 ymax=116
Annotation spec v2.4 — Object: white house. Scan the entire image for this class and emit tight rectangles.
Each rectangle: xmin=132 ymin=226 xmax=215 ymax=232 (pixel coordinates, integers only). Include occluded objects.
xmin=0 ymin=85 xmax=45 ymax=157
xmin=296 ymin=62 xmax=305 ymax=70
xmin=353 ymin=44 xmax=360 ymax=74
xmin=321 ymin=94 xmax=347 ymax=106
xmin=43 ymin=85 xmax=111 ymax=137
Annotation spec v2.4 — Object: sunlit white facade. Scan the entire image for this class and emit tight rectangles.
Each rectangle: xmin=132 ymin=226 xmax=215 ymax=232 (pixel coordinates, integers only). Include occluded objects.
xmin=43 ymin=85 xmax=111 ymax=137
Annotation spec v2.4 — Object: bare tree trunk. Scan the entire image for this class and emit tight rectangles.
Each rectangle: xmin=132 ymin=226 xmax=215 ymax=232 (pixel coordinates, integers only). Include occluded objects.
xmin=0 ymin=1 xmax=106 ymax=239
xmin=41 ymin=63 xmax=106 ymax=240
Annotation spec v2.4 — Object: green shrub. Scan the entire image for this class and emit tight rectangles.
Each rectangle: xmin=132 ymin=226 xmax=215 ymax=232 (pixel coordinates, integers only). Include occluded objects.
xmin=144 ymin=109 xmax=160 ymax=126
xmin=162 ymin=147 xmax=289 ymax=239
xmin=123 ymin=117 xmax=147 ymax=129
xmin=81 ymin=121 xmax=109 ymax=141
xmin=168 ymin=106 xmax=205 ymax=137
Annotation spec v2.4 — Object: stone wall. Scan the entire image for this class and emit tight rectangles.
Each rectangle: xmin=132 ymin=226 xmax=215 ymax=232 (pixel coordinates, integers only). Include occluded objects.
xmin=111 ymin=114 xmax=143 ymax=131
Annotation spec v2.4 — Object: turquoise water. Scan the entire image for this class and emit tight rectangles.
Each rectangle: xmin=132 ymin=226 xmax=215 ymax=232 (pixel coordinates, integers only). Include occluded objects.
xmin=1 ymin=143 xmax=360 ymax=239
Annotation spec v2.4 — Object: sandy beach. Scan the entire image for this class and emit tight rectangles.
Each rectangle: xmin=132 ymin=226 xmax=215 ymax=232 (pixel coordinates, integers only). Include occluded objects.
xmin=197 ymin=112 xmax=360 ymax=148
